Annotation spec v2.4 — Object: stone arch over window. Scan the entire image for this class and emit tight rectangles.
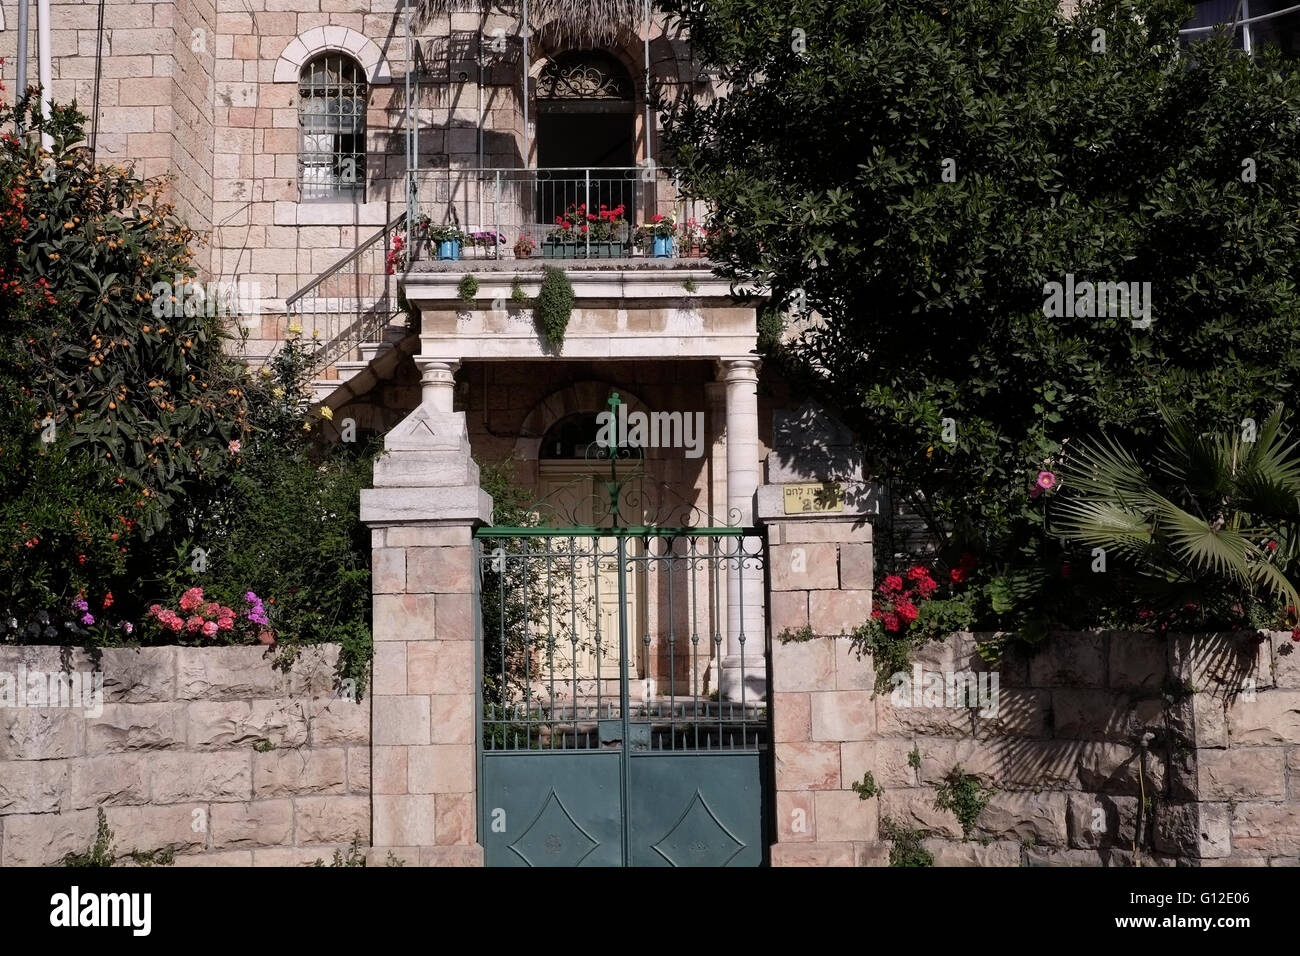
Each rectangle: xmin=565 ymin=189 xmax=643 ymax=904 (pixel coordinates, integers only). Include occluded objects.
xmin=297 ymin=53 xmax=368 ymax=202
xmin=273 ymin=26 xmax=392 ymax=84
xmin=514 ymin=381 xmax=651 ymax=462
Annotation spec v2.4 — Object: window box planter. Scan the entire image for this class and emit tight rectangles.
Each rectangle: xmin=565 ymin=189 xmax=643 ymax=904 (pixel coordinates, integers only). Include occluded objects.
xmin=543 ymin=241 xmax=627 ymax=259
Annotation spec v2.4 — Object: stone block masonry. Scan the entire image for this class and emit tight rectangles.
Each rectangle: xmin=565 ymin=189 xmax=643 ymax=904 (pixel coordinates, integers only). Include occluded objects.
xmin=762 ymin=497 xmax=1300 ymax=866
xmin=0 ymin=644 xmax=370 ymax=866
xmin=769 ymin=618 xmax=1300 ymax=866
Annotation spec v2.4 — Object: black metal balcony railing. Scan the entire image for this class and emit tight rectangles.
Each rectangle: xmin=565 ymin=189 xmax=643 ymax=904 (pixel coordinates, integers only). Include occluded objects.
xmin=408 ymin=166 xmax=711 ymax=263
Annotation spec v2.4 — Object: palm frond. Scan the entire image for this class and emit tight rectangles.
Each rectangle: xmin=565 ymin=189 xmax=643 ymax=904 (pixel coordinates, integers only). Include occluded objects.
xmin=1058 ymin=433 xmax=1150 ymax=501
xmin=1148 ymin=496 xmax=1255 ymax=586
xmin=1237 ymin=405 xmax=1300 ymax=518
xmin=1153 ymin=404 xmax=1233 ymax=501
xmin=1247 ymin=553 xmax=1300 ymax=610
xmin=1052 ymin=498 xmax=1160 ymax=560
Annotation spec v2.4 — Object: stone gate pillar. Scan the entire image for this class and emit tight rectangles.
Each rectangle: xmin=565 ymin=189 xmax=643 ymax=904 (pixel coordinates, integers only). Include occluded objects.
xmin=360 ymin=359 xmax=493 ymax=866
xmin=759 ymin=400 xmax=883 ymax=866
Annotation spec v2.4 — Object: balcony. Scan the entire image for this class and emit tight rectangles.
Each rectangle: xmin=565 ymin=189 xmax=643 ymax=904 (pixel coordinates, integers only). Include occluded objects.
xmin=405 ymin=166 xmax=711 ymax=268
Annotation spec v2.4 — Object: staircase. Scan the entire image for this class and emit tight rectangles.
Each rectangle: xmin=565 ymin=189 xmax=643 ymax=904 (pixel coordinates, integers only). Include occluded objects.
xmin=280 ymin=213 xmax=414 ymax=404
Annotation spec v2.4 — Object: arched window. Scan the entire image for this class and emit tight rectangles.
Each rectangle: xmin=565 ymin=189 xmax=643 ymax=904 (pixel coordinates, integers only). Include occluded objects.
xmin=298 ymin=53 xmax=367 ymax=201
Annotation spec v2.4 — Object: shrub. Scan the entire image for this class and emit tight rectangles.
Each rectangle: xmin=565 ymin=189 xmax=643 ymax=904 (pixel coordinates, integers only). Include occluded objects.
xmin=536 ymin=266 xmax=574 ymax=352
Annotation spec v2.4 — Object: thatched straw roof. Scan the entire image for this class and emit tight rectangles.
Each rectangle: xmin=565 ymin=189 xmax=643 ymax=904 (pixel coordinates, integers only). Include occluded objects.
xmin=419 ymin=0 xmax=650 ymax=44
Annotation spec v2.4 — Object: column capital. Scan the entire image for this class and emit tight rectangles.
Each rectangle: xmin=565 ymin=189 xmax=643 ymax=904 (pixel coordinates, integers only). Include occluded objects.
xmin=415 ymin=357 xmax=461 ymax=411
xmin=715 ymin=356 xmax=762 ymax=383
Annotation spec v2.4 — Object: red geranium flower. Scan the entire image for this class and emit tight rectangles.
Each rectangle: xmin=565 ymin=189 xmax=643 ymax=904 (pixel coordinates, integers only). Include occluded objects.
xmin=882 ymin=612 xmax=901 ymax=632
xmin=950 ymin=567 xmax=967 ymax=584
xmin=881 ymin=574 xmax=904 ymax=594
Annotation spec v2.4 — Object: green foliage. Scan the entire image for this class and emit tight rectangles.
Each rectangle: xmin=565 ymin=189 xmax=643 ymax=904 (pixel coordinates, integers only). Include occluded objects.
xmin=510 ymin=277 xmax=530 ymax=305
xmin=130 ymin=846 xmax=176 ymax=867
xmin=63 ymin=808 xmax=115 ymax=867
xmin=160 ymin=331 xmax=378 ymax=693
xmin=0 ymin=98 xmax=375 ymax=692
xmin=313 ymin=832 xmax=368 ymax=867
xmin=536 ymin=266 xmax=574 ymax=352
xmin=756 ymin=305 xmax=785 ymax=352
xmin=852 ymin=595 xmax=976 ymax=693
xmin=661 ymin=0 xmax=1300 ymax=631
xmin=1 ymin=95 xmax=246 ymax=522
xmin=776 ymin=624 xmax=815 ymax=643
xmin=934 ymin=765 xmax=994 ymax=839
xmin=851 ymin=771 xmax=881 ymax=799
xmin=907 ymin=747 xmax=921 ymax=770
xmin=682 ymin=278 xmax=699 ymax=293
xmin=252 ymin=738 xmax=277 ymax=753
xmin=880 ymin=817 xmax=934 ymax=867
xmin=458 ymin=274 xmax=479 ymax=303
xmin=1055 ymin=405 xmax=1300 ymax=626
xmin=476 ymin=458 xmax=545 ymax=722
xmin=385 ymin=851 xmax=406 ymax=867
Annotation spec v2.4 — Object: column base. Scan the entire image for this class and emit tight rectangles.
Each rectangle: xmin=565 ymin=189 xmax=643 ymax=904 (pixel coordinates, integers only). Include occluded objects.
xmin=719 ymin=656 xmax=767 ymax=703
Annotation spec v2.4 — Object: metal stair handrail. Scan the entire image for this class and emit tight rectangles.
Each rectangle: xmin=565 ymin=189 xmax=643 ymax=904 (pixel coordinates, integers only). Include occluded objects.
xmin=284 ymin=212 xmax=407 ymax=382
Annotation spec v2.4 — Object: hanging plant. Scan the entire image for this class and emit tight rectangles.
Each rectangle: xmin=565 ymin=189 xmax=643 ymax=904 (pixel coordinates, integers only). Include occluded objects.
xmin=457 ymin=274 xmax=479 ymax=303
xmin=535 ymin=266 xmax=574 ymax=353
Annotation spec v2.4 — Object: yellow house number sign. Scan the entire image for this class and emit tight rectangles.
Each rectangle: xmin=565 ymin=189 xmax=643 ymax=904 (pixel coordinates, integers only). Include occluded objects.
xmin=783 ymin=482 xmax=845 ymax=515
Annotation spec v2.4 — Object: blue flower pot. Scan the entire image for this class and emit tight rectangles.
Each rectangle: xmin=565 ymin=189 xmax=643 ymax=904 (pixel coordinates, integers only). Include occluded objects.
xmin=652 ymin=235 xmax=674 ymax=258
xmin=437 ymin=240 xmax=461 ymax=261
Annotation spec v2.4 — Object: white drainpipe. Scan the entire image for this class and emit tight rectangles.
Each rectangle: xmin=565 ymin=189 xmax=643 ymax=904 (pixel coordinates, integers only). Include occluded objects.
xmin=37 ymin=0 xmax=53 ymax=151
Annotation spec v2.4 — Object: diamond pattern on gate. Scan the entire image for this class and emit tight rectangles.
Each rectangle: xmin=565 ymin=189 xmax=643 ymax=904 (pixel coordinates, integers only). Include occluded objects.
xmin=651 ymin=789 xmax=745 ymax=867
xmin=508 ymin=790 xmax=600 ymax=867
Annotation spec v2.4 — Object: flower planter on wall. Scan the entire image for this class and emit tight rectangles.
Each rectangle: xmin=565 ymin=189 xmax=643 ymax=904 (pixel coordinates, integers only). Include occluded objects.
xmin=652 ymin=236 xmax=674 ymax=258
xmin=436 ymin=240 xmax=461 ymax=261
xmin=542 ymin=242 xmax=627 ymax=259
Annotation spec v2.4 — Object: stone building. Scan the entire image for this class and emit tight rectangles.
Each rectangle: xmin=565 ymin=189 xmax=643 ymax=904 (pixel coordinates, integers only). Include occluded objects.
xmin=2 ymin=0 xmax=1295 ymax=868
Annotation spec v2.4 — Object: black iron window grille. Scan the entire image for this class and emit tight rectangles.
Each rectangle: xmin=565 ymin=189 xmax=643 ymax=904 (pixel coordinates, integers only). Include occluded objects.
xmin=298 ymin=54 xmax=367 ymax=202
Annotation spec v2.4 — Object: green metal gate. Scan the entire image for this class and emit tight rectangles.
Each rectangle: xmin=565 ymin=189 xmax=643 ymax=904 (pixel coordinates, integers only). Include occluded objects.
xmin=474 ymin=528 xmax=768 ymax=867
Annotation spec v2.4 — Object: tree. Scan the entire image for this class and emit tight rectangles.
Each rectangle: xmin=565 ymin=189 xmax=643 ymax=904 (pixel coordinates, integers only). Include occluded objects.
xmin=659 ymin=0 xmax=1300 ymax=633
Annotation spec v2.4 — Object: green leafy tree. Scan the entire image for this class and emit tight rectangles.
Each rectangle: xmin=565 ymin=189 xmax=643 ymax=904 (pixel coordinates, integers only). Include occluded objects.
xmin=1 ymin=95 xmax=247 ymax=524
xmin=659 ymin=0 xmax=1300 ymax=633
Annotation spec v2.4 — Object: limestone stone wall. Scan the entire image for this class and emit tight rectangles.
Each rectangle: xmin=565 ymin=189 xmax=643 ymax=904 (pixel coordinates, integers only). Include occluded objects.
xmin=0 ymin=644 xmax=369 ymax=866
xmin=770 ymin=627 xmax=1300 ymax=866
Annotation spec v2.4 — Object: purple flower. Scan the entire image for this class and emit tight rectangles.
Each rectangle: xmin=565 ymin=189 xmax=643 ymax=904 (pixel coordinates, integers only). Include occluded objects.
xmin=122 ymin=622 xmax=134 ymax=635
xmin=72 ymin=598 xmax=89 ymax=613
xmin=244 ymin=591 xmax=258 ymax=603
xmin=80 ymin=613 xmax=95 ymax=626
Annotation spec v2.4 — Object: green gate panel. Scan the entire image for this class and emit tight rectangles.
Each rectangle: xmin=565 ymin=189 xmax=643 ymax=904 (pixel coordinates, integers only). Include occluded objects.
xmin=627 ymin=753 xmax=764 ymax=867
xmin=482 ymin=752 xmax=623 ymax=867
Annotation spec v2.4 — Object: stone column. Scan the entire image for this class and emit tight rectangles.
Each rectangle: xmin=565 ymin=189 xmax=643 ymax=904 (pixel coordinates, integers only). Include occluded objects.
xmin=360 ymin=392 xmax=493 ymax=867
xmin=717 ymin=358 xmax=766 ymax=702
xmin=704 ymin=380 xmax=729 ymax=692
xmin=415 ymin=357 xmax=459 ymax=412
